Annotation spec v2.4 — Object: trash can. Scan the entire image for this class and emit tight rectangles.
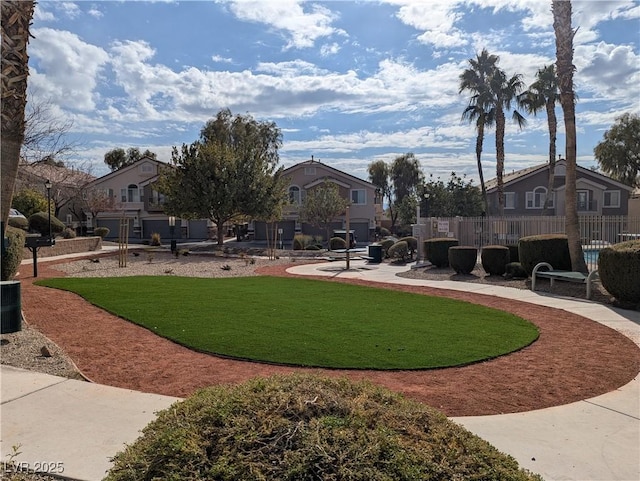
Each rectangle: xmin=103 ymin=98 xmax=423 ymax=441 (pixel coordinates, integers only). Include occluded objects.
xmin=1 ymin=280 xmax=22 ymax=334
xmin=368 ymin=244 xmax=382 ymax=263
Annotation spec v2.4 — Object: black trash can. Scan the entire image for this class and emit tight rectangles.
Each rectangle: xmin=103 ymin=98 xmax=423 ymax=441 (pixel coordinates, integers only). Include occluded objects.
xmin=1 ymin=280 xmax=22 ymax=334
xmin=368 ymin=244 xmax=382 ymax=263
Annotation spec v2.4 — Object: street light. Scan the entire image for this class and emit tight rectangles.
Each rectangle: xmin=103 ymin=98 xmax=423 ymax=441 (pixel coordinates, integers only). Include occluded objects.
xmin=168 ymin=215 xmax=176 ymax=253
xmin=45 ymin=179 xmax=52 ymax=241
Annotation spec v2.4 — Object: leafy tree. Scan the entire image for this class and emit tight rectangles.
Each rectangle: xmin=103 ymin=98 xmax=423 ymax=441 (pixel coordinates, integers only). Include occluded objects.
xmin=460 ymin=49 xmax=526 ymax=215
xmin=298 ymin=181 xmax=349 ymax=243
xmin=104 ymin=147 xmax=157 ymax=171
xmin=422 ymin=173 xmax=484 ymax=218
xmin=368 ymin=153 xmax=423 ymax=233
xmin=459 ymin=49 xmax=498 ymax=214
xmin=11 ymin=188 xmax=49 ymax=218
xmin=518 ymin=65 xmax=560 ymax=213
xmin=158 ymin=110 xmax=287 ymax=245
xmin=1 ymin=0 xmax=35 ymax=225
xmin=594 ymin=113 xmax=640 ymax=187
xmin=553 ymin=0 xmax=587 ymax=274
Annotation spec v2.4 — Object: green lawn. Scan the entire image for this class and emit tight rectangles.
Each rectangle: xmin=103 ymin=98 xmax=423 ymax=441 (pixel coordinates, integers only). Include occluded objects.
xmin=38 ymin=276 xmax=538 ymax=369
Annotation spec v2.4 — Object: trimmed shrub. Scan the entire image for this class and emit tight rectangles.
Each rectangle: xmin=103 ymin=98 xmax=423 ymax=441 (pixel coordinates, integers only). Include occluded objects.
xmin=518 ymin=234 xmax=571 ymax=276
xmin=380 ymin=238 xmax=395 ymax=258
xmin=424 ymin=238 xmax=459 ymax=268
xmin=376 ymin=226 xmax=391 ymax=238
xmin=7 ymin=215 xmax=28 ymax=231
xmin=387 ymin=240 xmax=409 ymax=261
xmin=505 ymin=262 xmax=528 ymax=280
xmin=105 ymin=374 xmax=542 ymax=481
xmin=598 ymin=240 xmax=640 ymax=307
xmin=28 ymin=211 xmax=65 ymax=237
xmin=481 ymin=245 xmax=510 ymax=276
xmin=506 ymin=244 xmax=519 ymax=263
xmin=304 ymin=244 xmax=321 ymax=251
xmin=398 ymin=236 xmax=418 ymax=258
xmin=150 ymin=232 xmax=162 ymax=246
xmin=293 ymin=234 xmax=314 ymax=250
xmin=1 ymin=226 xmax=25 ymax=281
xmin=449 ymin=246 xmax=477 ymax=274
xmin=62 ymin=227 xmax=77 ymax=239
xmin=94 ymin=227 xmax=110 ymax=239
xmin=329 ymin=236 xmax=347 ymax=250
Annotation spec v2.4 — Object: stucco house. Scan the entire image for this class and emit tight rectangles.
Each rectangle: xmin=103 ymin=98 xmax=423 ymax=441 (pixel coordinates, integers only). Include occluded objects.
xmin=485 ymin=159 xmax=633 ymax=216
xmin=252 ymin=158 xmax=379 ymax=243
xmin=87 ymin=157 xmax=210 ymax=241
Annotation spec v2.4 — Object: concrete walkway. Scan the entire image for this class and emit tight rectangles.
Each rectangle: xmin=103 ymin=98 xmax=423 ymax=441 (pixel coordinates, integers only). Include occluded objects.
xmin=1 ymin=256 xmax=638 ymax=480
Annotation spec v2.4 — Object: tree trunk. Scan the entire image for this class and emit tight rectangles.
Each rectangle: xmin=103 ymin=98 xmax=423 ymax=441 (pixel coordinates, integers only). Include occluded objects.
xmin=554 ymin=0 xmax=587 ymax=274
xmin=1 ymin=1 xmax=35 ymax=224
xmin=542 ymin=100 xmax=558 ymax=215
xmin=216 ymin=220 xmax=225 ymax=245
xmin=495 ymin=107 xmax=506 ymax=217
xmin=475 ymin=123 xmax=488 ymax=214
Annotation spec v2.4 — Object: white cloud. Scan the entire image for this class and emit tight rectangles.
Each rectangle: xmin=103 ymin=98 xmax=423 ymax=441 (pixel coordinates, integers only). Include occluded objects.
xmin=56 ymin=2 xmax=81 ymax=19
xmin=220 ymin=0 xmax=345 ymax=49
xmin=34 ymin=4 xmax=56 ymax=22
xmin=29 ymin=28 xmax=109 ymax=111
xmin=211 ymin=54 xmax=234 ymax=64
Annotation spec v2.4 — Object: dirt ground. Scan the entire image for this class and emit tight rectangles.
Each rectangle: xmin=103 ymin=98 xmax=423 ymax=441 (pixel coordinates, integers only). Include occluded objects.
xmin=16 ymin=259 xmax=640 ymax=417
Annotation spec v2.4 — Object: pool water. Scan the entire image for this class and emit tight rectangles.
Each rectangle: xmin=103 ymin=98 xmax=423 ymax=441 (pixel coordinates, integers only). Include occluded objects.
xmin=584 ymin=248 xmax=599 ymax=268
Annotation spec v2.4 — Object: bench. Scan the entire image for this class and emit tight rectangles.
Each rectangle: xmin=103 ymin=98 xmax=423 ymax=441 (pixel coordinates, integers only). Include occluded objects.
xmin=531 ymin=262 xmax=599 ymax=299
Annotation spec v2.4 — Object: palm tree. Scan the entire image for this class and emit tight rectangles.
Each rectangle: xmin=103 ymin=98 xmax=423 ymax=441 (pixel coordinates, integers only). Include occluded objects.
xmin=519 ymin=65 xmax=560 ymax=214
xmin=459 ymin=49 xmax=499 ymax=214
xmin=1 ymin=1 xmax=35 ymax=225
xmin=553 ymin=0 xmax=587 ymax=274
xmin=460 ymin=50 xmax=526 ymax=216
xmin=487 ymin=67 xmax=527 ymax=216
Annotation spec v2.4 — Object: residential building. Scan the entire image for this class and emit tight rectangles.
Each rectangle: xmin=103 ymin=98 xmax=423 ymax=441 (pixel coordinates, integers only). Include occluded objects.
xmin=486 ymin=159 xmax=633 ymax=216
xmin=253 ymin=158 xmax=379 ymax=242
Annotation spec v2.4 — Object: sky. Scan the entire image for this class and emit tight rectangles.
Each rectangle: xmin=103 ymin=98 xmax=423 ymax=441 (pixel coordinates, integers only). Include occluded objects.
xmin=28 ymin=0 xmax=640 ymax=184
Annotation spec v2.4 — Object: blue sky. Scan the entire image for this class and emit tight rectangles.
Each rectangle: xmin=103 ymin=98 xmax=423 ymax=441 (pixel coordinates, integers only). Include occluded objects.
xmin=29 ymin=0 xmax=639 ymax=183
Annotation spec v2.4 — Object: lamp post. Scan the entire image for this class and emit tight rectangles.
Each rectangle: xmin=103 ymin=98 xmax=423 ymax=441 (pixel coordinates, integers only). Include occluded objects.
xmin=45 ymin=179 xmax=52 ymax=242
xmin=169 ymin=216 xmax=176 ymax=253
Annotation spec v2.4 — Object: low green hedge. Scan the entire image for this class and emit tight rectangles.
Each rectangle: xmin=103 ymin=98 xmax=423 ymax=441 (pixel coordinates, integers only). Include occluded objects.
xmin=449 ymin=246 xmax=477 ymax=274
xmin=481 ymin=245 xmax=510 ymax=276
xmin=424 ymin=238 xmax=459 ymax=267
xmin=518 ymin=234 xmax=571 ymax=276
xmin=1 ymin=226 xmax=25 ymax=281
xmin=598 ymin=240 xmax=640 ymax=307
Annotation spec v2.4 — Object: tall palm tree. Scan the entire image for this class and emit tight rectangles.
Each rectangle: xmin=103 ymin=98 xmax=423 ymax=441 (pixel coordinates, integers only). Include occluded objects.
xmin=553 ymin=0 xmax=587 ymax=273
xmin=460 ymin=50 xmax=526 ymax=216
xmin=1 ymin=1 xmax=35 ymax=225
xmin=519 ymin=65 xmax=560 ymax=214
xmin=459 ymin=49 xmax=499 ymax=214
xmin=487 ymin=67 xmax=527 ymax=216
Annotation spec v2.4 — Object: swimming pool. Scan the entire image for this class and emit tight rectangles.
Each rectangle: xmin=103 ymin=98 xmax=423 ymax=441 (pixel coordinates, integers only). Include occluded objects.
xmin=584 ymin=248 xmax=599 ymax=268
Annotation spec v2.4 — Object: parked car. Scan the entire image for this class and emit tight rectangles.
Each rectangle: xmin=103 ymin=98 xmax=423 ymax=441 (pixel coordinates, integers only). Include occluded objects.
xmin=9 ymin=208 xmax=26 ymax=220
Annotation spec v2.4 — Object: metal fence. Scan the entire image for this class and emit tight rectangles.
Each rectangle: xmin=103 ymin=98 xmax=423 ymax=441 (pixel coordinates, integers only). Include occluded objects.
xmin=418 ymin=215 xmax=640 ymax=249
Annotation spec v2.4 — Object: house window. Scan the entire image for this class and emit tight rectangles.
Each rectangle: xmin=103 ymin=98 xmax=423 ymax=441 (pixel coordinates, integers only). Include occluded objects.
xmin=140 ymin=163 xmax=154 ymax=173
xmin=504 ymin=192 xmax=515 ymax=209
xmin=577 ymin=190 xmax=590 ymax=211
xmin=351 ymin=189 xmax=366 ymax=205
xmin=304 ymin=167 xmax=316 ymax=175
xmin=289 ymin=186 xmax=301 ymax=205
xmin=121 ymin=184 xmax=139 ymax=203
xmin=150 ymin=190 xmax=165 ymax=205
xmin=525 ymin=187 xmax=553 ymax=209
xmin=603 ymin=190 xmax=620 ymax=208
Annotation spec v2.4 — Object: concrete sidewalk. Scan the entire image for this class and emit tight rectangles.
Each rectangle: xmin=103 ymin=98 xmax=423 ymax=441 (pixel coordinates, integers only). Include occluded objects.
xmin=1 ymin=257 xmax=638 ymax=480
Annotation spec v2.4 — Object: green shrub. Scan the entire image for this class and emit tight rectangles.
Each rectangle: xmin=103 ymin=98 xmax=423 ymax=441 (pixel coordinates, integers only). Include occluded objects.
xmin=12 ymin=188 xmax=49 ymax=218
xmin=62 ymin=227 xmax=77 ymax=239
xmin=380 ymin=238 xmax=395 ymax=258
xmin=94 ymin=227 xmax=110 ymax=238
xmin=1 ymin=226 xmax=25 ymax=281
xmin=398 ymin=236 xmax=418 ymax=257
xmin=28 ymin=211 xmax=64 ymax=237
xmin=481 ymin=245 xmax=510 ymax=276
xmin=293 ymin=234 xmax=314 ymax=250
xmin=449 ymin=246 xmax=477 ymax=274
xmin=506 ymin=244 xmax=519 ymax=263
xmin=150 ymin=232 xmax=161 ymax=246
xmin=304 ymin=244 xmax=321 ymax=250
xmin=424 ymin=238 xmax=459 ymax=268
xmin=376 ymin=226 xmax=391 ymax=237
xmin=395 ymin=224 xmax=413 ymax=237
xmin=505 ymin=262 xmax=528 ymax=279
xmin=105 ymin=374 xmax=542 ymax=481
xmin=329 ymin=236 xmax=347 ymax=250
xmin=387 ymin=240 xmax=409 ymax=261
xmin=518 ymin=234 xmax=571 ymax=276
xmin=598 ymin=240 xmax=640 ymax=307
xmin=7 ymin=215 xmax=28 ymax=230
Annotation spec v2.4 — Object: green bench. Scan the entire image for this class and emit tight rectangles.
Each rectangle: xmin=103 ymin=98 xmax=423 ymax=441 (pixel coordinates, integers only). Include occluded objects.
xmin=531 ymin=262 xmax=599 ymax=299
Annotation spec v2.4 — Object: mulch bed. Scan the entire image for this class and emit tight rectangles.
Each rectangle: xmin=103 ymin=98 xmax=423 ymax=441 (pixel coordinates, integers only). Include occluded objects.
xmin=17 ymin=260 xmax=640 ymax=417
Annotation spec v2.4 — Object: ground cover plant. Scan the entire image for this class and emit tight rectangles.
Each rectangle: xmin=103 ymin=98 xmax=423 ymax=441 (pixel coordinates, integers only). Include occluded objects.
xmin=105 ymin=374 xmax=543 ymax=481
xmin=38 ymin=276 xmax=538 ymax=369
